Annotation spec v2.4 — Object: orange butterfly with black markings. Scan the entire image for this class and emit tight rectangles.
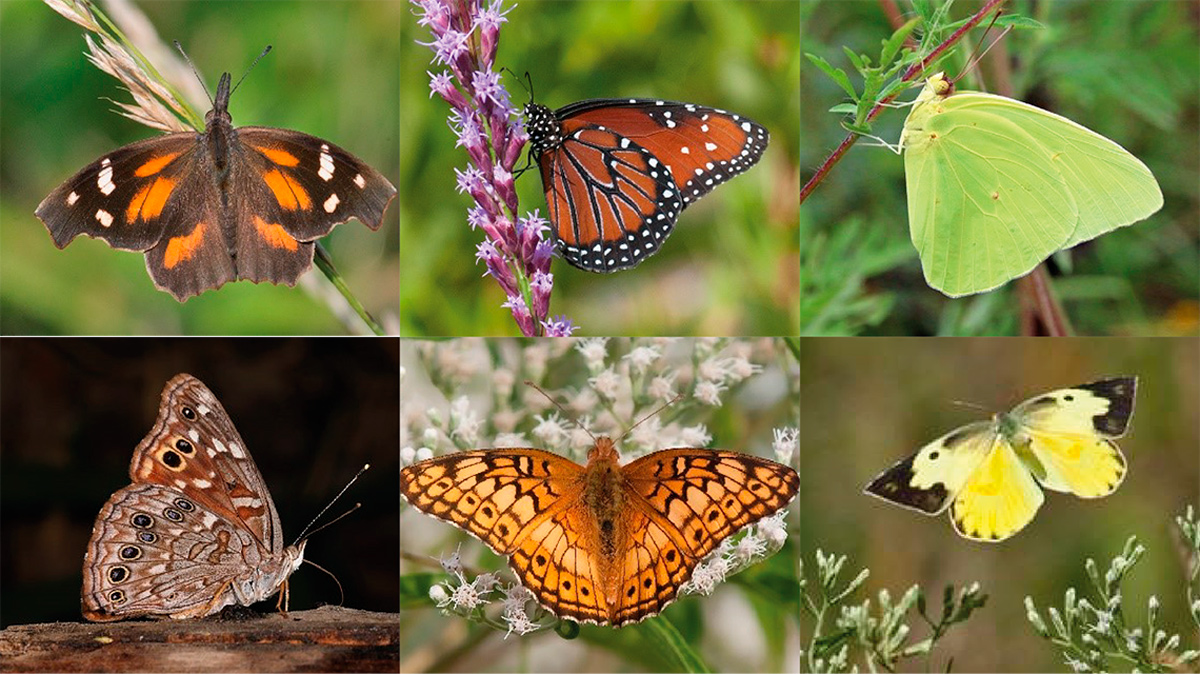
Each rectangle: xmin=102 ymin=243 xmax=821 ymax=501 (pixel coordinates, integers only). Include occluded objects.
xmin=401 ymin=435 xmax=798 ymax=627
xmin=36 ymin=57 xmax=395 ymax=302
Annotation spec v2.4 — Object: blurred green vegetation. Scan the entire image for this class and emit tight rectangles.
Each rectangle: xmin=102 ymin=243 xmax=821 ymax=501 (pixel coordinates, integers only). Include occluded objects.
xmin=801 ymin=0 xmax=1200 ymax=335
xmin=400 ymin=0 xmax=800 ymax=337
xmin=0 ymin=0 xmax=400 ymax=334
xmin=800 ymin=337 xmax=1200 ymax=671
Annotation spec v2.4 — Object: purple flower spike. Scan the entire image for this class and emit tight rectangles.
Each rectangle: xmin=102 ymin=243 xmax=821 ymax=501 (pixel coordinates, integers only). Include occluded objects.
xmin=414 ymin=0 xmax=574 ymax=336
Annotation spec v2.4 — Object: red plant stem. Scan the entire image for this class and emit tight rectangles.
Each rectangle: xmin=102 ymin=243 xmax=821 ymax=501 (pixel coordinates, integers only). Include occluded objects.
xmin=799 ymin=0 xmax=1007 ymax=205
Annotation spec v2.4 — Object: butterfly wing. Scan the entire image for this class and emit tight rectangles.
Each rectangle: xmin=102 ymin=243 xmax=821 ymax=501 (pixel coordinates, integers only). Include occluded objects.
xmin=865 ymin=421 xmax=997 ymax=515
xmin=400 ymin=448 xmax=620 ymax=623
xmin=82 ymin=483 xmax=280 ymax=621
xmin=1009 ymin=377 xmax=1136 ymax=498
xmin=128 ymin=374 xmax=285 ymax=553
xmin=902 ymin=73 xmax=1162 ymax=297
xmin=614 ymin=449 xmax=798 ymax=625
xmin=232 ymin=127 xmax=396 ymax=286
xmin=528 ymin=99 xmax=768 ymax=272
xmin=948 ymin=433 xmax=1045 ymax=541
xmin=35 ymin=134 xmax=240 ymax=300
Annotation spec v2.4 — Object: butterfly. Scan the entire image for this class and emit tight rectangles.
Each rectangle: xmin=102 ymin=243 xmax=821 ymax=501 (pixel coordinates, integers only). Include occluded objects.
xmin=865 ymin=377 xmax=1137 ymax=542
xmin=400 ymin=436 xmax=798 ymax=627
xmin=36 ymin=65 xmax=397 ymax=302
xmin=82 ymin=374 xmax=304 ymax=621
xmin=523 ymin=98 xmax=769 ymax=272
xmin=901 ymin=72 xmax=1162 ymax=297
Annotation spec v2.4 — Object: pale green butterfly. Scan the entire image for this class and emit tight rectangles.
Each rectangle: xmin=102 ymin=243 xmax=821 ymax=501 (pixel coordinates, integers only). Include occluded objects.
xmin=901 ymin=72 xmax=1163 ymax=297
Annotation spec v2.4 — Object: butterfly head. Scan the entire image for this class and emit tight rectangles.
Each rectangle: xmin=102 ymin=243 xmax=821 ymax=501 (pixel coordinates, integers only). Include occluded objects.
xmin=586 ymin=436 xmax=621 ymax=464
xmin=207 ymin=72 xmax=234 ymax=126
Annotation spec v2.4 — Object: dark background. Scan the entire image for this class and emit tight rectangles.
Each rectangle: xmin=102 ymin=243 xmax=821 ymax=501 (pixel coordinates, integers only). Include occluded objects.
xmin=0 ymin=337 xmax=400 ymax=627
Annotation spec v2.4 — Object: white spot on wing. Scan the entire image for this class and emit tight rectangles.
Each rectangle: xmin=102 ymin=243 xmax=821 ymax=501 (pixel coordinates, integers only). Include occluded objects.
xmin=354 ymin=173 xmax=366 ymax=189
xmin=95 ymin=209 xmax=113 ymax=227
xmin=324 ymin=193 xmax=340 ymax=213
xmin=66 ymin=191 xmax=79 ymax=206
xmin=319 ymin=145 xmax=335 ymax=181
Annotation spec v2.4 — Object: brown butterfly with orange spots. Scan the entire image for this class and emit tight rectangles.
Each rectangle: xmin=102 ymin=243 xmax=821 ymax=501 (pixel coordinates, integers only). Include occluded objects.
xmin=35 ymin=67 xmax=395 ymax=301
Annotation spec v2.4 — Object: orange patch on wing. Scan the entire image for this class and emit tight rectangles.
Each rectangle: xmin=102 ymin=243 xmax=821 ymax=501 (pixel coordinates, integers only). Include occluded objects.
xmin=254 ymin=216 xmax=299 ymax=252
xmin=164 ymin=222 xmax=207 ymax=269
xmin=262 ymin=170 xmax=312 ymax=210
xmin=127 ymin=176 xmax=177 ymax=222
xmin=253 ymin=146 xmax=301 ymax=167
xmin=134 ymin=152 xmax=181 ymax=177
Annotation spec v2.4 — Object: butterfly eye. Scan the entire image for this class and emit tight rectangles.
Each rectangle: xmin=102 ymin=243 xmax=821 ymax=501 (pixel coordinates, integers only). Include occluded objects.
xmin=181 ymin=406 xmax=197 ymax=420
xmin=119 ymin=545 xmax=142 ymax=560
xmin=108 ymin=590 xmax=126 ymax=604
xmin=163 ymin=508 xmax=184 ymax=522
xmin=137 ymin=531 xmax=157 ymax=543
xmin=175 ymin=438 xmax=194 ymax=454
xmin=131 ymin=513 xmax=153 ymax=528
xmin=174 ymin=498 xmax=195 ymax=512
xmin=108 ymin=566 xmax=129 ymax=583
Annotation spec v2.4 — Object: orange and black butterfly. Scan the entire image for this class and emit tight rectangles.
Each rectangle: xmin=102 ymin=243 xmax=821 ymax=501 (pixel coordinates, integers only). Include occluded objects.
xmin=36 ymin=63 xmax=396 ymax=301
xmin=523 ymin=98 xmax=768 ymax=272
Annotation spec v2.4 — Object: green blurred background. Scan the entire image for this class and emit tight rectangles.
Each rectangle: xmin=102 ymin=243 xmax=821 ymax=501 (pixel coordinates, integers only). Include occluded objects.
xmin=800 ymin=337 xmax=1199 ymax=671
xmin=801 ymin=0 xmax=1200 ymax=336
xmin=400 ymin=0 xmax=800 ymax=337
xmin=0 ymin=0 xmax=400 ymax=334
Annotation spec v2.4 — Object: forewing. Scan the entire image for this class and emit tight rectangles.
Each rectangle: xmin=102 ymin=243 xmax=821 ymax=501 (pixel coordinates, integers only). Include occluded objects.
xmin=562 ymin=100 xmax=769 ymax=207
xmin=399 ymin=448 xmax=584 ymax=557
xmin=948 ymin=94 xmax=1162 ymax=248
xmin=865 ymin=421 xmax=996 ymax=515
xmin=129 ymin=374 xmax=283 ymax=551
xmin=36 ymin=133 xmax=200 ymax=251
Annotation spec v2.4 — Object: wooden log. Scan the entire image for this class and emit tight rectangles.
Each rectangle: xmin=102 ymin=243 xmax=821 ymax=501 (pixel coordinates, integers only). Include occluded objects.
xmin=0 ymin=606 xmax=398 ymax=673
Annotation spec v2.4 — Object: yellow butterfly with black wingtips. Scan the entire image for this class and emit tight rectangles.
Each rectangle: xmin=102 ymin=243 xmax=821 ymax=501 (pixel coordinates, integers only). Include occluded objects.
xmin=865 ymin=377 xmax=1137 ymax=542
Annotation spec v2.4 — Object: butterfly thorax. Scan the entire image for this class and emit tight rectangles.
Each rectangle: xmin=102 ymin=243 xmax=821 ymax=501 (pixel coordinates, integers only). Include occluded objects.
xmin=233 ymin=540 xmax=305 ymax=605
xmin=583 ymin=438 xmax=626 ymax=557
xmin=524 ymin=103 xmax=563 ymax=155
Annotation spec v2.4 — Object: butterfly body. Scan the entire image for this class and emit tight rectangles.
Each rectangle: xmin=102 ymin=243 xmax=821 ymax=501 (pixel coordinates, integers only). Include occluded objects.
xmin=524 ymin=98 xmax=768 ymax=272
xmin=865 ymin=377 xmax=1137 ymax=541
xmin=37 ymin=71 xmax=396 ymax=301
xmin=901 ymin=73 xmax=1161 ymax=297
xmin=82 ymin=374 xmax=303 ymax=621
xmin=401 ymin=437 xmax=797 ymax=626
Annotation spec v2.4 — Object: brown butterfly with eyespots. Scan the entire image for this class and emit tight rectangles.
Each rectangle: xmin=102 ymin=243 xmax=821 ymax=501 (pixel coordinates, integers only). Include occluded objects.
xmin=401 ymin=435 xmax=798 ymax=627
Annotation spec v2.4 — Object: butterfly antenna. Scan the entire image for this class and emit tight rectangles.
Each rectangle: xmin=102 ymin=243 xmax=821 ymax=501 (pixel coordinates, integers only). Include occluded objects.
xmin=954 ymin=11 xmax=1010 ymax=88
xmin=173 ymin=41 xmax=213 ymax=105
xmin=231 ymin=45 xmax=272 ymax=95
xmin=523 ymin=380 xmax=596 ymax=444
xmin=616 ymin=393 xmax=684 ymax=446
xmin=292 ymin=463 xmax=369 ymax=545
xmin=950 ymin=399 xmax=990 ymax=414
xmin=301 ymin=558 xmax=345 ymax=607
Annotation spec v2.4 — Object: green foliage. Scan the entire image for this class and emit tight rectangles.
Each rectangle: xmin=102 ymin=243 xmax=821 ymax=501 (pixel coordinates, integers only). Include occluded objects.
xmin=801 ymin=0 xmax=1200 ymax=335
xmin=1024 ymin=507 xmax=1200 ymax=673
xmin=801 ymin=549 xmax=987 ymax=672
